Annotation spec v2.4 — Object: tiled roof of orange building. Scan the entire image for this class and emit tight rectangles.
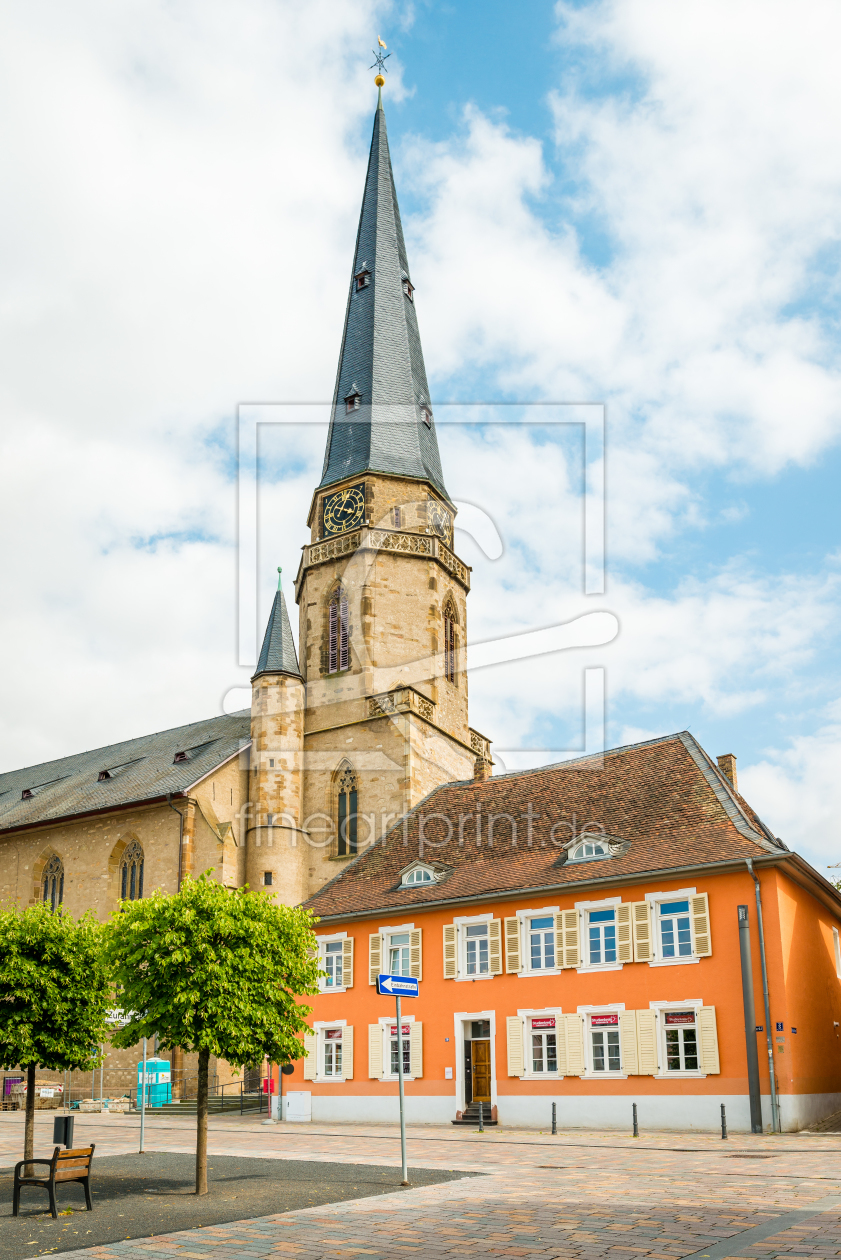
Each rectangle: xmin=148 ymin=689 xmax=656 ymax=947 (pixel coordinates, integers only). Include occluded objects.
xmin=304 ymin=732 xmax=786 ymax=922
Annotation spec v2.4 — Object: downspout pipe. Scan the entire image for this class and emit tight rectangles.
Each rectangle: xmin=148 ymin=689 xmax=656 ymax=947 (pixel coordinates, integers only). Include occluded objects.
xmin=167 ymin=793 xmax=185 ymax=892
xmin=737 ymin=903 xmax=763 ymax=1132
xmin=746 ymin=858 xmax=781 ymax=1133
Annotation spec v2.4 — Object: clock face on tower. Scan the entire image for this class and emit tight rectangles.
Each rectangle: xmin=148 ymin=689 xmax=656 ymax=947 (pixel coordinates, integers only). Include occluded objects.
xmin=427 ymin=499 xmax=453 ymax=547
xmin=322 ymin=483 xmax=366 ymax=536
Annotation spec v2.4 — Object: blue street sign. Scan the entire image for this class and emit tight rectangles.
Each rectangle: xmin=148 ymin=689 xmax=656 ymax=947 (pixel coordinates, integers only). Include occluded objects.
xmin=377 ymin=973 xmax=419 ymax=997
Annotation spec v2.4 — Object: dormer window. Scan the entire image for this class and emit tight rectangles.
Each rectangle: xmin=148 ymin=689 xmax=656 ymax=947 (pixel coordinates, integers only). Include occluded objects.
xmin=98 ymin=770 xmax=111 ymax=781
xmin=354 ymin=268 xmax=370 ymax=291
xmin=421 ymin=407 xmax=432 ymax=428
xmin=173 ymin=751 xmax=188 ymax=764
xmin=345 ymin=390 xmax=362 ymax=414
xmin=402 ymin=277 xmax=414 ymax=301
xmin=21 ymin=788 xmax=33 ymax=800
xmin=401 ymin=863 xmax=436 ymax=887
xmin=568 ymin=838 xmax=609 ymax=862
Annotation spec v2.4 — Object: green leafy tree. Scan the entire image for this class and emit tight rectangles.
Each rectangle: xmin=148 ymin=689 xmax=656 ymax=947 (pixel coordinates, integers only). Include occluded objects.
xmin=0 ymin=904 xmax=110 ymax=1169
xmin=103 ymin=873 xmax=320 ymax=1194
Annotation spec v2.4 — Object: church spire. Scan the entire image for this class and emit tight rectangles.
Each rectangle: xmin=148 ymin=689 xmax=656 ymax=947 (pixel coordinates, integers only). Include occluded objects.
xmin=252 ymin=569 xmax=301 ymax=680
xmin=319 ymin=90 xmax=449 ymax=500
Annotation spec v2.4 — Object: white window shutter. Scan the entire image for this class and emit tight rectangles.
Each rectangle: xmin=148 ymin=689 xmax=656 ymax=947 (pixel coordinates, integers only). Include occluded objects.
xmin=443 ymin=924 xmax=458 ymax=978
xmin=563 ymin=1012 xmax=585 ymax=1076
xmin=410 ymin=1022 xmax=423 ymax=1077
xmin=410 ymin=929 xmax=422 ymax=980
xmin=691 ymin=893 xmax=712 ymax=957
xmin=368 ymin=932 xmax=382 ymax=985
xmin=698 ymin=1006 xmax=720 ymax=1074
xmin=506 ymin=1015 xmax=525 ymax=1077
xmin=368 ymin=1024 xmax=383 ymax=1078
xmin=342 ymin=937 xmax=354 ymax=988
xmin=632 ymin=902 xmax=653 ymax=962
xmin=616 ymin=904 xmax=633 ymax=963
xmin=303 ymin=1031 xmax=317 ymax=1081
xmin=488 ymin=919 xmax=503 ymax=974
xmin=504 ymin=916 xmax=521 ymax=973
xmin=561 ymin=909 xmax=581 ymax=968
xmin=343 ymin=1026 xmax=354 ymax=1079
xmin=618 ymin=1010 xmax=639 ymax=1074
xmin=555 ymin=1016 xmax=568 ymax=1076
xmin=635 ymin=1010 xmax=658 ymax=1075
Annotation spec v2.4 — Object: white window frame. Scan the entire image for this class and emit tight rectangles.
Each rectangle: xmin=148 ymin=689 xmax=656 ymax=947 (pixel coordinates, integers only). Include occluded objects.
xmin=377 ymin=1013 xmax=417 ymax=1082
xmin=379 ymin=922 xmax=415 ymax=978
xmin=567 ymin=837 xmax=611 ymax=864
xmin=315 ymin=931 xmax=348 ymax=993
xmin=312 ymin=1019 xmax=348 ymax=1083
xmin=517 ymin=1007 xmax=564 ymax=1079
xmin=578 ymin=1003 xmax=627 ymax=1079
xmin=516 ymin=906 xmax=561 ymax=977
xmin=400 ymin=863 xmax=437 ymax=887
xmin=453 ymin=912 xmax=495 ymax=981
xmin=833 ymin=926 xmax=841 ymax=980
xmin=575 ymin=896 xmax=623 ymax=973
xmin=646 ymin=888 xmax=700 ymax=967
xmin=649 ymin=999 xmax=707 ymax=1079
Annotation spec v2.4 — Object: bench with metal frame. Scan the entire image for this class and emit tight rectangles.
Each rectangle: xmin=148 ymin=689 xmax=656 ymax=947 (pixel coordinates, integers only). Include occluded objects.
xmin=13 ymin=1144 xmax=95 ymax=1219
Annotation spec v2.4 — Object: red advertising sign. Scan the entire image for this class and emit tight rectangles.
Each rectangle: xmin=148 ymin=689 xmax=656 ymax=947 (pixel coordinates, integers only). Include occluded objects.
xmin=324 ymin=1028 xmax=343 ymax=1040
xmin=664 ymin=1011 xmax=695 ymax=1025
xmin=390 ymin=1025 xmax=411 ymax=1036
xmin=531 ymin=1017 xmax=556 ymax=1030
xmin=590 ymin=1013 xmax=618 ymax=1026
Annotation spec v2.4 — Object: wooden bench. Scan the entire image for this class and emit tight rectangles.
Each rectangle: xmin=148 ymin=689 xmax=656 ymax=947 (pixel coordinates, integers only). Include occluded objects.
xmin=13 ymin=1145 xmax=95 ymax=1218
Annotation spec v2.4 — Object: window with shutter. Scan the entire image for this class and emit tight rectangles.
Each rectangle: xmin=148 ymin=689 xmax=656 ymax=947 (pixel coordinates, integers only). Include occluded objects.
xmin=327 ymin=589 xmax=349 ymax=674
xmin=409 ymin=928 xmax=422 ymax=980
xmin=635 ymin=1010 xmax=658 ymax=1074
xmin=616 ymin=904 xmax=633 ymax=963
xmin=697 ymin=1006 xmax=720 ymax=1073
xmin=303 ymin=1031 xmax=317 ymax=1081
xmin=619 ymin=1011 xmax=639 ymax=1075
xmin=342 ymin=938 xmax=354 ymax=988
xmin=488 ymin=919 xmax=503 ymax=974
xmin=506 ymin=1015 xmax=525 ymax=1077
xmin=410 ymin=1022 xmax=423 ymax=1077
xmin=632 ymin=901 xmax=653 ymax=961
xmin=368 ymin=933 xmax=382 ymax=985
xmin=504 ymin=916 xmax=521 ymax=972
xmin=561 ymin=909 xmax=581 ymax=968
xmin=368 ymin=1024 xmax=383 ymax=1078
xmin=343 ymin=1026 xmax=354 ymax=1079
xmin=563 ymin=1013 xmax=586 ymax=1076
xmin=691 ymin=893 xmax=712 ymax=956
xmin=443 ymin=923 xmax=458 ymax=978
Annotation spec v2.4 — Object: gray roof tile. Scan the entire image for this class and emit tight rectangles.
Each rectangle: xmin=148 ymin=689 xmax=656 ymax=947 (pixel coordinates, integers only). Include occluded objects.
xmin=253 ymin=583 xmax=301 ymax=679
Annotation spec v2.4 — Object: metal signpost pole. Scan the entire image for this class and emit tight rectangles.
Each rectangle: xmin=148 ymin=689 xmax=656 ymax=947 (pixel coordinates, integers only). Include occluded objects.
xmin=395 ymin=994 xmax=408 ymax=1185
xmin=139 ymin=1036 xmax=147 ymax=1154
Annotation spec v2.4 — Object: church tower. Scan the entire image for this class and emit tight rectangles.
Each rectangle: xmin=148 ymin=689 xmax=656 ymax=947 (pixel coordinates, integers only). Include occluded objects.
xmin=251 ymin=85 xmax=491 ymax=899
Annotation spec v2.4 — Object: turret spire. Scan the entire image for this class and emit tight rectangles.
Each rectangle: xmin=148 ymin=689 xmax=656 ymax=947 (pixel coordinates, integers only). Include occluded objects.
xmin=253 ymin=570 xmax=301 ymax=679
xmin=319 ymin=91 xmax=449 ymax=500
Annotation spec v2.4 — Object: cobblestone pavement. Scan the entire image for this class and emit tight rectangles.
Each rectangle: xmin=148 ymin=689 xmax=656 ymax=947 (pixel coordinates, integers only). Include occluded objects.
xmin=2 ymin=1111 xmax=841 ymax=1260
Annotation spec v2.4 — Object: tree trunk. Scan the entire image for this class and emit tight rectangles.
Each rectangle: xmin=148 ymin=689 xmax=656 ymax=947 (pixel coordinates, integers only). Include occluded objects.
xmin=195 ymin=1048 xmax=209 ymax=1195
xmin=24 ymin=1063 xmax=36 ymax=1176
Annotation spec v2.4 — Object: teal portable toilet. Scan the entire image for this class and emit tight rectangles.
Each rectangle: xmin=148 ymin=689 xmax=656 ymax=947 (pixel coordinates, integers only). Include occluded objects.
xmin=137 ymin=1057 xmax=172 ymax=1107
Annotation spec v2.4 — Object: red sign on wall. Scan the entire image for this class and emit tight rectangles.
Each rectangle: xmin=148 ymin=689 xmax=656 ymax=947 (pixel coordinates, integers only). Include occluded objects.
xmin=324 ymin=1028 xmax=343 ymax=1039
xmin=531 ymin=1017 xmax=556 ymax=1030
xmin=390 ymin=1025 xmax=411 ymax=1036
xmin=664 ymin=1011 xmax=695 ymax=1025
xmin=590 ymin=1013 xmax=619 ymax=1026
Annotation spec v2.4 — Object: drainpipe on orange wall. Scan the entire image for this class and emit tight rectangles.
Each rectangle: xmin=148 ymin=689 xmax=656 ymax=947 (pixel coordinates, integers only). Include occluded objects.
xmin=746 ymin=858 xmax=781 ymax=1133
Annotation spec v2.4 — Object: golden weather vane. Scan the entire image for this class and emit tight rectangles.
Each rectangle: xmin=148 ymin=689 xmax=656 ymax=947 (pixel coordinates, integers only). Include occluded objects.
xmin=370 ymin=36 xmax=390 ymax=86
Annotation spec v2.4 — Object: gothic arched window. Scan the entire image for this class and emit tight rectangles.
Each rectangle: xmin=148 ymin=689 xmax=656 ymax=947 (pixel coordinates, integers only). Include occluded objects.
xmin=336 ymin=765 xmax=358 ymax=856
xmin=443 ymin=598 xmax=458 ymax=685
xmin=120 ymin=839 xmax=145 ymax=901
xmin=42 ymin=854 xmax=64 ymax=911
xmin=328 ymin=587 xmax=349 ymax=674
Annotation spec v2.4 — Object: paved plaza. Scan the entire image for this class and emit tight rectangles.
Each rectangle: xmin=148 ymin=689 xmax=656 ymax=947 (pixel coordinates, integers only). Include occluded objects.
xmin=2 ymin=1110 xmax=841 ymax=1260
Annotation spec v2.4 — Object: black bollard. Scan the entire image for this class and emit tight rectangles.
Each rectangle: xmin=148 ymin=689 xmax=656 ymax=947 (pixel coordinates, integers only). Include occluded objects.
xmin=632 ymin=1103 xmax=639 ymax=1138
xmin=552 ymin=1101 xmax=557 ymax=1135
xmin=721 ymin=1103 xmax=727 ymax=1140
xmin=478 ymin=1100 xmax=484 ymax=1133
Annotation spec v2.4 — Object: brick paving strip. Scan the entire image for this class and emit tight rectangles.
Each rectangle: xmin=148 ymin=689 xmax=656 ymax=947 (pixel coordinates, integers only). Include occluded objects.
xmin=3 ymin=1114 xmax=841 ymax=1260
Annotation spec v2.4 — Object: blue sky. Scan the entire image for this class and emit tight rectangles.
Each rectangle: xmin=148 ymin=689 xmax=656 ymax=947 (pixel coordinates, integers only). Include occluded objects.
xmin=1 ymin=0 xmax=840 ymax=874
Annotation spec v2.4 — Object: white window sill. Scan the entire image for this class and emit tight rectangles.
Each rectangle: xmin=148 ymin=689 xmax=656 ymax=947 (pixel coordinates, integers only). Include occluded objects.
xmin=319 ymin=986 xmax=347 ymax=994
xmin=379 ymin=1075 xmax=419 ymax=1083
xmin=648 ymin=956 xmax=699 ymax=967
xmin=653 ymin=1072 xmax=707 ymax=1080
xmin=576 ymin=962 xmax=623 ymax=974
xmin=522 ymin=1072 xmax=562 ymax=1081
xmin=517 ymin=968 xmax=563 ymax=978
xmin=455 ymin=973 xmax=496 ymax=981
xmin=582 ymin=1071 xmax=627 ymax=1080
xmin=313 ymin=1077 xmax=348 ymax=1084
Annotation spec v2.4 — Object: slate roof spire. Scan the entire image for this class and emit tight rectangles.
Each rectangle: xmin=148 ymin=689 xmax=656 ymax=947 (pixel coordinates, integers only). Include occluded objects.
xmin=253 ymin=568 xmax=301 ymax=680
xmin=319 ymin=91 xmax=449 ymax=500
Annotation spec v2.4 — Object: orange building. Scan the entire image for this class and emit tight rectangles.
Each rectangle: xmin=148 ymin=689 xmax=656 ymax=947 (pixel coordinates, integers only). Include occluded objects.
xmin=283 ymin=733 xmax=841 ymax=1132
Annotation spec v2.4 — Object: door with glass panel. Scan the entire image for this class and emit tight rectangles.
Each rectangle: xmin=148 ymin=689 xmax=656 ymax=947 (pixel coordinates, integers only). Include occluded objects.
xmin=463 ymin=1019 xmax=491 ymax=1104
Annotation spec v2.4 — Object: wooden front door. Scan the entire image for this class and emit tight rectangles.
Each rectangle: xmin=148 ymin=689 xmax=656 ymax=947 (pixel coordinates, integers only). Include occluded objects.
xmin=471 ymin=1039 xmax=491 ymax=1101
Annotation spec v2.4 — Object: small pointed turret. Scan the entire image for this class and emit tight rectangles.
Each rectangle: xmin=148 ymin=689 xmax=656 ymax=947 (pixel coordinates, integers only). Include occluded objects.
xmin=253 ymin=569 xmax=301 ymax=680
xmin=320 ymin=92 xmax=449 ymax=499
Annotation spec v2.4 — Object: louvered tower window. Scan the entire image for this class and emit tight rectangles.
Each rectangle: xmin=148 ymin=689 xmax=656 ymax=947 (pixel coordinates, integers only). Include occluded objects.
xmin=336 ymin=765 xmax=358 ymax=856
xmin=443 ymin=598 xmax=457 ymax=685
xmin=328 ymin=588 xmax=349 ymax=673
xmin=42 ymin=854 xmax=64 ymax=911
xmin=120 ymin=839 xmax=145 ymax=901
